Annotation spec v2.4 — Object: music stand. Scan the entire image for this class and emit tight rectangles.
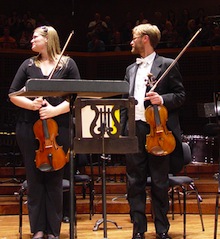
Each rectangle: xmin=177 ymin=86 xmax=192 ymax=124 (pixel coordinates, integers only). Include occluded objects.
xmin=74 ymin=97 xmax=138 ymax=239
xmin=197 ymin=102 xmax=216 ymax=119
xmin=0 ymin=106 xmax=23 ymax=184
xmin=0 ymin=131 xmax=22 ymax=184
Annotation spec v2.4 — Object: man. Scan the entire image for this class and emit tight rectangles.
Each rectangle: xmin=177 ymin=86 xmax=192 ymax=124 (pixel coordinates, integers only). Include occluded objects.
xmin=0 ymin=27 xmax=17 ymax=49
xmin=120 ymin=23 xmax=186 ymax=239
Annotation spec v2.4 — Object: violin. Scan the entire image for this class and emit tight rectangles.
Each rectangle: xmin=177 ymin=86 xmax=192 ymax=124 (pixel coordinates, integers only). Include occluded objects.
xmin=33 ymin=31 xmax=74 ymax=172
xmin=144 ymin=28 xmax=202 ymax=156
xmin=145 ymin=104 xmax=176 ymax=156
xmin=33 ymin=118 xmax=67 ymax=172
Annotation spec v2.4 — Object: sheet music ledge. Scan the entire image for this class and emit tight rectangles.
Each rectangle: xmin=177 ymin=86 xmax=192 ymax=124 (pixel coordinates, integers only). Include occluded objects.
xmin=8 ymin=78 xmax=129 ymax=98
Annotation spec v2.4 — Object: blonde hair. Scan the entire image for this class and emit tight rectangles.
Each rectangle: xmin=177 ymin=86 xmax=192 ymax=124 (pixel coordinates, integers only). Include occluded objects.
xmin=132 ymin=23 xmax=161 ymax=48
xmin=34 ymin=26 xmax=64 ymax=66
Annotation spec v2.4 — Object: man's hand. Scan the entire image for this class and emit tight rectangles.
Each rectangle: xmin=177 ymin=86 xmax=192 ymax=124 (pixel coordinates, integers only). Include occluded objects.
xmin=144 ymin=91 xmax=163 ymax=105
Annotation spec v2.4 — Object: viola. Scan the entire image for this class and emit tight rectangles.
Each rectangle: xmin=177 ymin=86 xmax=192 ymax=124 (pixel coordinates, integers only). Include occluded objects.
xmin=145 ymin=104 xmax=176 ymax=156
xmin=33 ymin=118 xmax=67 ymax=172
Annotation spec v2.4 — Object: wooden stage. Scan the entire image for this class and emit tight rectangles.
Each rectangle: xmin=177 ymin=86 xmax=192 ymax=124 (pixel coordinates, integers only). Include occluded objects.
xmin=0 ymin=213 xmax=219 ymax=239
xmin=0 ymin=163 xmax=220 ymax=238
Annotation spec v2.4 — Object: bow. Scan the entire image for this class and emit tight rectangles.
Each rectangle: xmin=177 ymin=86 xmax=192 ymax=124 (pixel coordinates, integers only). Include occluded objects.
xmin=136 ymin=58 xmax=148 ymax=65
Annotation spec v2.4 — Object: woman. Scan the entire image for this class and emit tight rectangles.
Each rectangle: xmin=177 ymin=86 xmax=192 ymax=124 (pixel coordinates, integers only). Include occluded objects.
xmin=9 ymin=26 xmax=80 ymax=239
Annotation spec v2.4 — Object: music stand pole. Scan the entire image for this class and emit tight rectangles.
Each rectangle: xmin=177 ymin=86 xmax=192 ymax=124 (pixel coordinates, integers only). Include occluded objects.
xmin=213 ymin=92 xmax=220 ymax=239
xmin=101 ymin=123 xmax=108 ymax=239
xmin=214 ymin=132 xmax=220 ymax=239
xmin=93 ymin=108 xmax=122 ymax=238
xmin=69 ymin=94 xmax=76 ymax=239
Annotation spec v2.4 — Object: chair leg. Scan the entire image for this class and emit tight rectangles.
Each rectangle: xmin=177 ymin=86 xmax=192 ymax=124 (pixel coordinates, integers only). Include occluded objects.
xmin=177 ymin=188 xmax=182 ymax=215
xmin=170 ymin=186 xmax=182 ymax=220
xmin=181 ymin=182 xmax=205 ymax=239
xmin=82 ymin=183 xmax=86 ymax=199
xmin=89 ymin=180 xmax=94 ymax=220
xmin=189 ymin=183 xmax=205 ymax=231
xmin=181 ymin=185 xmax=186 ymax=239
xmin=171 ymin=187 xmax=174 ymax=220
xmin=19 ymin=188 xmax=24 ymax=239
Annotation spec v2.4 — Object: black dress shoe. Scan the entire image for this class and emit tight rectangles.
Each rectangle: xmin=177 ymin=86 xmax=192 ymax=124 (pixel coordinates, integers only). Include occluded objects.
xmin=132 ymin=232 xmax=145 ymax=239
xmin=62 ymin=216 xmax=70 ymax=223
xmin=156 ymin=232 xmax=172 ymax=239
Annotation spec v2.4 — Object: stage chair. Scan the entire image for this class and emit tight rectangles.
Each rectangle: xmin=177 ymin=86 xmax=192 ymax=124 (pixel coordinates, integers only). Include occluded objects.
xmin=169 ymin=142 xmax=205 ymax=239
xmin=62 ymin=153 xmax=95 ymax=223
xmin=74 ymin=153 xmax=95 ymax=220
xmin=75 ymin=170 xmax=95 ymax=219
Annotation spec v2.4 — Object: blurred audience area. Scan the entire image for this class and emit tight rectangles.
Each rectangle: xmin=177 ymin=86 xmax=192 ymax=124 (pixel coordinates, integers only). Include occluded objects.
xmin=0 ymin=7 xmax=220 ymax=52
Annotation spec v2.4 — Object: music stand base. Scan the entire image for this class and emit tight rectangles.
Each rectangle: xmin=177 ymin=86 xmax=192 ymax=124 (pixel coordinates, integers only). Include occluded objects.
xmin=93 ymin=152 xmax=122 ymax=238
xmin=0 ymin=178 xmax=21 ymax=184
xmin=93 ymin=218 xmax=122 ymax=231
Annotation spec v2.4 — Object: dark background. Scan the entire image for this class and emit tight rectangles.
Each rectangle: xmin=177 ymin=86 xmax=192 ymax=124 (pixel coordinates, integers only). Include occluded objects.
xmin=1 ymin=0 xmax=220 ymax=49
xmin=0 ymin=1 xmax=219 ymax=165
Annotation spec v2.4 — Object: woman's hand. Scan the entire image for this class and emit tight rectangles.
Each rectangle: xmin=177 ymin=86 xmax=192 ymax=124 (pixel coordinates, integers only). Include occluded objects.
xmin=39 ymin=99 xmax=56 ymax=119
xmin=32 ymin=97 xmax=44 ymax=111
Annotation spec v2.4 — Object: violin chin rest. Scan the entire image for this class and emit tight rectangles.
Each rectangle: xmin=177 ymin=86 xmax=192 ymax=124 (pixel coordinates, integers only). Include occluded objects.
xmin=38 ymin=163 xmax=53 ymax=172
xmin=150 ymin=146 xmax=165 ymax=156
